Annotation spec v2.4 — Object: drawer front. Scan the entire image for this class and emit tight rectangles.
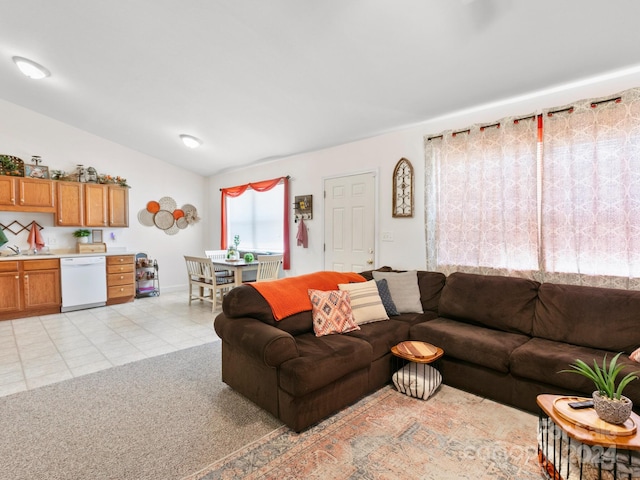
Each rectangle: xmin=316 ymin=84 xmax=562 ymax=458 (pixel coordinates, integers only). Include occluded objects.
xmin=0 ymin=261 xmax=19 ymax=273
xmin=107 ymin=271 xmax=135 ymax=286
xmin=23 ymin=259 xmax=59 ymax=271
xmin=106 ymin=264 xmax=134 ymax=274
xmin=107 ymin=255 xmax=134 ymax=266
xmin=108 ymin=283 xmax=135 ymax=299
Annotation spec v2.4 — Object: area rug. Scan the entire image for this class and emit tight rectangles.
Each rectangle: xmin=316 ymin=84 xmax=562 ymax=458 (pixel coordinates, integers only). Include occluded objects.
xmin=185 ymin=384 xmax=542 ymax=480
xmin=0 ymin=341 xmax=282 ymax=480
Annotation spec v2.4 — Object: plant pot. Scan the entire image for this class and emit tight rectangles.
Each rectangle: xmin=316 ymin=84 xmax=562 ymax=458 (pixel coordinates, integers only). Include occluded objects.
xmin=77 ymin=237 xmax=89 ymax=244
xmin=592 ymin=391 xmax=633 ymax=425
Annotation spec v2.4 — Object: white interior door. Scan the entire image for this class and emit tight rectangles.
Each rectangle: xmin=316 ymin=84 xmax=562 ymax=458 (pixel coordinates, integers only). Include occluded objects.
xmin=324 ymin=172 xmax=376 ymax=272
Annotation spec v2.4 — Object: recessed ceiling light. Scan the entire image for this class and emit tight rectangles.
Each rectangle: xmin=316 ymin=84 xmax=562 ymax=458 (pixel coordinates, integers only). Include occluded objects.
xmin=180 ymin=134 xmax=202 ymax=149
xmin=12 ymin=56 xmax=50 ymax=79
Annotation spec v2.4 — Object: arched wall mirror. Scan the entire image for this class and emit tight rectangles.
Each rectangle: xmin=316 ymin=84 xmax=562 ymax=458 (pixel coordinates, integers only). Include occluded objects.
xmin=392 ymin=157 xmax=414 ymax=218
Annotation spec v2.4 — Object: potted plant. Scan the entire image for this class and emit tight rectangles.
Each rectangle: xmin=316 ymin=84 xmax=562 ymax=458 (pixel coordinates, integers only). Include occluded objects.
xmin=561 ymin=352 xmax=638 ymax=424
xmin=73 ymin=229 xmax=91 ymax=243
xmin=227 ymin=235 xmax=240 ymax=260
xmin=0 ymin=155 xmax=18 ymax=176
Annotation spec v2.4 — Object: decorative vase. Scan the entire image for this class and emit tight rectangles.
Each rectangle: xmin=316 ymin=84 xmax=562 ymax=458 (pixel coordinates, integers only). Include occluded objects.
xmin=592 ymin=391 xmax=633 ymax=424
xmin=78 ymin=237 xmax=89 ymax=244
xmin=226 ymin=248 xmax=238 ymax=261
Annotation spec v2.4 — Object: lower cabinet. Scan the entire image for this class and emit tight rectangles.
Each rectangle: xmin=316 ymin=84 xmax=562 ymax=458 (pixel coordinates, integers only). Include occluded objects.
xmin=0 ymin=259 xmax=61 ymax=320
xmin=106 ymin=255 xmax=135 ymax=305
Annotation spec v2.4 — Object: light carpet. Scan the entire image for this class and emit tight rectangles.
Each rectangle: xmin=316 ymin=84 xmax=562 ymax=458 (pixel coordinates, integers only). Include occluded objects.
xmin=0 ymin=341 xmax=282 ymax=480
xmin=186 ymin=384 xmax=542 ymax=480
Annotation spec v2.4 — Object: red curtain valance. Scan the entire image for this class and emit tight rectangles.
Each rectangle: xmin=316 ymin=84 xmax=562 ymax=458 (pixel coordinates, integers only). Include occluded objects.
xmin=220 ymin=176 xmax=290 ymax=270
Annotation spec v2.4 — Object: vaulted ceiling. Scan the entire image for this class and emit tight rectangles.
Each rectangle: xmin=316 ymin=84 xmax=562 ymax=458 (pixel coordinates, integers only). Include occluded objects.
xmin=1 ymin=1 xmax=639 ymax=176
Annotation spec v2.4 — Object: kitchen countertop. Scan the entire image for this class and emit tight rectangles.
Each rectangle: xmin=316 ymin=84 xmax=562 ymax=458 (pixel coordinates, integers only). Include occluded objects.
xmin=0 ymin=251 xmax=136 ymax=261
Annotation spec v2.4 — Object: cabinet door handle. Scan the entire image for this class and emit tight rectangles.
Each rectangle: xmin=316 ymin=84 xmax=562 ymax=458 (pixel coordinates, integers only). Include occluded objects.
xmin=14 ymin=275 xmax=19 ymax=279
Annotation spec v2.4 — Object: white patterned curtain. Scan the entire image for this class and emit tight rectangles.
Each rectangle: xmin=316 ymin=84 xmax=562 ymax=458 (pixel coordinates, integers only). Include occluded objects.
xmin=424 ymin=116 xmax=539 ymax=277
xmin=541 ymin=89 xmax=640 ymax=289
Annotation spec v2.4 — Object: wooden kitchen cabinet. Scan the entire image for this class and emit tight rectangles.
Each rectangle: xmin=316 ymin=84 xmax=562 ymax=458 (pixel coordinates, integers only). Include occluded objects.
xmin=0 ymin=176 xmax=16 ymax=206
xmin=0 ymin=258 xmax=61 ymax=321
xmin=84 ymin=183 xmax=108 ymax=227
xmin=108 ymin=185 xmax=129 ymax=227
xmin=0 ymin=262 xmax=22 ymax=315
xmin=55 ymin=181 xmax=85 ymax=226
xmin=0 ymin=177 xmax=55 ymax=212
xmin=106 ymin=255 xmax=135 ymax=305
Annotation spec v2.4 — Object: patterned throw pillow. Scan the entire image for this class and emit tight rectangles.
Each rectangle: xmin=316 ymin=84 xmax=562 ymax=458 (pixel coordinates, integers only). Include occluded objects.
xmin=308 ymin=289 xmax=360 ymax=337
xmin=338 ymin=280 xmax=389 ymax=325
xmin=631 ymin=348 xmax=640 ymax=363
xmin=375 ymin=278 xmax=399 ymax=316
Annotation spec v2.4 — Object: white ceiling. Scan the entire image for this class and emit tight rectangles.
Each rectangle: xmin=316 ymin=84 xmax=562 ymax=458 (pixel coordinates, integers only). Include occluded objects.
xmin=1 ymin=0 xmax=640 ymax=176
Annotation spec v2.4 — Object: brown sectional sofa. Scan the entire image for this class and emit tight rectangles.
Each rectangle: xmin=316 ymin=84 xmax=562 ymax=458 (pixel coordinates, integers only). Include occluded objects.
xmin=213 ymin=268 xmax=640 ymax=432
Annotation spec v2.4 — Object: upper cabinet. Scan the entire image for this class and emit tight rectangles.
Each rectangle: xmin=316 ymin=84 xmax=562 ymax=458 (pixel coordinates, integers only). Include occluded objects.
xmin=84 ymin=183 xmax=108 ymax=227
xmin=2 ymin=177 xmax=129 ymax=227
xmin=0 ymin=177 xmax=16 ymax=206
xmin=108 ymin=185 xmax=129 ymax=227
xmin=0 ymin=177 xmax=55 ymax=212
xmin=55 ymin=181 xmax=84 ymax=226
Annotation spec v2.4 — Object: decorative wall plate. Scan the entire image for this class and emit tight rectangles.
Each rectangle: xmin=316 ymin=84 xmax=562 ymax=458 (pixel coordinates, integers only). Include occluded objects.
xmin=146 ymin=200 xmax=160 ymax=213
xmin=137 ymin=209 xmax=155 ymax=227
xmin=153 ymin=210 xmax=175 ymax=230
xmin=159 ymin=196 xmax=177 ymax=211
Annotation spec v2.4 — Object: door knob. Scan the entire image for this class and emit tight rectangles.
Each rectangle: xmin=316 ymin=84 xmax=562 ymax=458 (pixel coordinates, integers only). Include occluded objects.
xmin=367 ymin=259 xmax=373 ymax=265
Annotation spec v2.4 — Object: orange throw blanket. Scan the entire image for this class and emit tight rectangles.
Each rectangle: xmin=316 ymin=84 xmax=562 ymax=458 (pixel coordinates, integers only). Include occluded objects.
xmin=249 ymin=271 xmax=366 ymax=320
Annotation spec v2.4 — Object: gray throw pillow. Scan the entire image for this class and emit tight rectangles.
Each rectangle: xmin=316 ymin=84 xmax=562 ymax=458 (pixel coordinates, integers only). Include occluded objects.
xmin=372 ymin=270 xmax=423 ymax=313
xmin=375 ymin=279 xmax=399 ymax=316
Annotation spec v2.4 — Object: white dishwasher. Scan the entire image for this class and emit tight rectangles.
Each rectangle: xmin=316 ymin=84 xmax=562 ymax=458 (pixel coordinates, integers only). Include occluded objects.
xmin=60 ymin=256 xmax=107 ymax=312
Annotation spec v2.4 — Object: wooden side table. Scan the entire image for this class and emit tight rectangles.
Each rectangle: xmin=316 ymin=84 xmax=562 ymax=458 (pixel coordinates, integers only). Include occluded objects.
xmin=537 ymin=394 xmax=640 ymax=479
xmin=391 ymin=341 xmax=444 ymax=399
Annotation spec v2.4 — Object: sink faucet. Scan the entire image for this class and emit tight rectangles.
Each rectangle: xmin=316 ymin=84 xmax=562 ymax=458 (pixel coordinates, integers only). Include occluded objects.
xmin=7 ymin=245 xmax=21 ymax=255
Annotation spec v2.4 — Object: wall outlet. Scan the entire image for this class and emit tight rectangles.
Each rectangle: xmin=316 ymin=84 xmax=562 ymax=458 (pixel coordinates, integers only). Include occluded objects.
xmin=382 ymin=231 xmax=394 ymax=242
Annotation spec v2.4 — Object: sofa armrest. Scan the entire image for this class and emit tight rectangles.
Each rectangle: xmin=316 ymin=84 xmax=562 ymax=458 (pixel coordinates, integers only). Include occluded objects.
xmin=214 ymin=313 xmax=299 ymax=367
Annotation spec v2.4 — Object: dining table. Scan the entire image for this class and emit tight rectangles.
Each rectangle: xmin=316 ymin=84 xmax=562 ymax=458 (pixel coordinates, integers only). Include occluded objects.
xmin=209 ymin=258 xmax=259 ymax=287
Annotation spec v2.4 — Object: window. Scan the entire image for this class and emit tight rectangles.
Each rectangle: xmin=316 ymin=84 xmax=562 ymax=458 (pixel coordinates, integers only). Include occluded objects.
xmin=220 ymin=176 xmax=290 ymax=269
xmin=425 ymin=87 xmax=640 ymax=289
xmin=226 ymin=184 xmax=284 ymax=251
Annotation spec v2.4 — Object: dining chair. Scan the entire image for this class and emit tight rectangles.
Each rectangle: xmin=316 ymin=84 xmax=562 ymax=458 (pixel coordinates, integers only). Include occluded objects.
xmin=204 ymin=249 xmax=235 ymax=284
xmin=255 ymin=254 xmax=283 ymax=282
xmin=184 ymin=255 xmax=234 ymax=312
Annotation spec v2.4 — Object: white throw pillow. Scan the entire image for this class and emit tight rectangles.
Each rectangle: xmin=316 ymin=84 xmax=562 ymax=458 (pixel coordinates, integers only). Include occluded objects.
xmin=338 ymin=280 xmax=389 ymax=325
xmin=372 ymin=270 xmax=423 ymax=313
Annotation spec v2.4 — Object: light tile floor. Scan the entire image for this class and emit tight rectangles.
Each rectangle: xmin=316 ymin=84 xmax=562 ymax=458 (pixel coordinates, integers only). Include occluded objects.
xmin=0 ymin=290 xmax=220 ymax=397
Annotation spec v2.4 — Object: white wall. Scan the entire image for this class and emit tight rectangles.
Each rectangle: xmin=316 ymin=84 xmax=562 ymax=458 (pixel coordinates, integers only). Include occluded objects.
xmin=0 ymin=99 xmax=207 ymax=291
xmin=3 ymin=65 xmax=639 ymax=286
xmin=207 ymin=66 xmax=640 ymax=277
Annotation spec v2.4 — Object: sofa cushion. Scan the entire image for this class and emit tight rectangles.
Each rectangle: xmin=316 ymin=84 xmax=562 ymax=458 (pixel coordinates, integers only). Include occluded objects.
xmin=438 ymin=272 xmax=539 ymax=335
xmin=410 ymin=318 xmax=530 ymax=373
xmin=309 ymin=289 xmax=359 ymax=337
xmin=279 ymin=333 xmax=372 ymax=397
xmin=510 ymin=338 xmax=640 ymax=402
xmin=346 ymin=318 xmax=410 ymax=361
xmin=534 ymin=283 xmax=640 ymax=354
xmin=417 ymin=271 xmax=446 ymax=313
xmin=372 ymin=270 xmax=423 ymax=313
xmin=376 ymin=279 xmax=399 ymax=316
xmin=338 ymin=280 xmax=388 ymax=324
xmin=393 ymin=311 xmax=438 ymax=327
xmin=222 ymin=285 xmax=312 ymax=336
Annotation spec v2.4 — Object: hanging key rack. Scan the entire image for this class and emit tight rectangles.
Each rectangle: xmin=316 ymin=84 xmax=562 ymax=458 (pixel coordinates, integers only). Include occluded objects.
xmin=0 ymin=220 xmax=45 ymax=235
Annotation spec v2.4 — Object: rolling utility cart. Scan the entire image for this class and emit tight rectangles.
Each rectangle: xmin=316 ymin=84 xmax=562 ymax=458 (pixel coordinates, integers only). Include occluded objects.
xmin=135 ymin=252 xmax=160 ymax=297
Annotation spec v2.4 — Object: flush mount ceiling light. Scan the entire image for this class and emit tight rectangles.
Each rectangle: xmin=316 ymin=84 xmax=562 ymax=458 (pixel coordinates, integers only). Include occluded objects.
xmin=12 ymin=56 xmax=50 ymax=79
xmin=179 ymin=134 xmax=202 ymax=149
